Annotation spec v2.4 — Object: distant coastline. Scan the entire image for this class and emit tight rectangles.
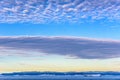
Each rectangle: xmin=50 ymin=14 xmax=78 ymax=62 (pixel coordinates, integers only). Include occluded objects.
xmin=0 ymin=71 xmax=120 ymax=80
xmin=1 ymin=71 xmax=120 ymax=76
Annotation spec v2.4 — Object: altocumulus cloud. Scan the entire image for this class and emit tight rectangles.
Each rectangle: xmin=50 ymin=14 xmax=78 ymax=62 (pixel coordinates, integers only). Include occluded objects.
xmin=0 ymin=0 xmax=120 ymax=23
xmin=0 ymin=36 xmax=120 ymax=59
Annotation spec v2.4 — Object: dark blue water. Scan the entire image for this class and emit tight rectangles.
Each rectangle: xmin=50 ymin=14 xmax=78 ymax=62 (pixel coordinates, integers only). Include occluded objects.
xmin=0 ymin=75 xmax=120 ymax=80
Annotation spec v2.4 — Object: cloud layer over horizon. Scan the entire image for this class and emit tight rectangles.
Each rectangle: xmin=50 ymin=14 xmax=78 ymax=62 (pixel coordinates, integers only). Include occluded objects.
xmin=0 ymin=0 xmax=120 ymax=23
xmin=0 ymin=36 xmax=120 ymax=59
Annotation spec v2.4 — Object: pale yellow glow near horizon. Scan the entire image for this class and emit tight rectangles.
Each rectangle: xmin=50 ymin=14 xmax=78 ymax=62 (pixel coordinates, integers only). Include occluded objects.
xmin=0 ymin=54 xmax=120 ymax=73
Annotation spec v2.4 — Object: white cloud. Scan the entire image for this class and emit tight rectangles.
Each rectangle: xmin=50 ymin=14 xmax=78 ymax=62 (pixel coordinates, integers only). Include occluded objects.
xmin=0 ymin=0 xmax=120 ymax=23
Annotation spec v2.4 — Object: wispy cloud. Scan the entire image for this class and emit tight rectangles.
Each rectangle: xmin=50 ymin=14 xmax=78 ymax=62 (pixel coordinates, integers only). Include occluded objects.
xmin=0 ymin=0 xmax=120 ymax=23
xmin=0 ymin=36 xmax=120 ymax=59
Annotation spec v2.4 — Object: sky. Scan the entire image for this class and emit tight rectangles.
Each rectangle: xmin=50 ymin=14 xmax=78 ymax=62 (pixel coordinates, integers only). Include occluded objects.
xmin=0 ymin=0 xmax=120 ymax=73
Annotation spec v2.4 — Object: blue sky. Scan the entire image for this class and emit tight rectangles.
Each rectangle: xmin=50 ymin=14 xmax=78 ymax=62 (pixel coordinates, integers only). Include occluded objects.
xmin=0 ymin=20 xmax=120 ymax=40
xmin=0 ymin=0 xmax=120 ymax=72
xmin=0 ymin=0 xmax=120 ymax=39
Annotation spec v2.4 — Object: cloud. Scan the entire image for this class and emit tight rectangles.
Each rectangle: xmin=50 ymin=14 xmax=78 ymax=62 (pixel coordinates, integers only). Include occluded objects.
xmin=0 ymin=36 xmax=120 ymax=59
xmin=0 ymin=0 xmax=120 ymax=23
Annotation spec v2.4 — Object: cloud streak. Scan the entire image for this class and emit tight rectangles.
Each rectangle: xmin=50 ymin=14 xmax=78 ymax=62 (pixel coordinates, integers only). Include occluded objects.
xmin=0 ymin=0 xmax=120 ymax=23
xmin=0 ymin=36 xmax=120 ymax=59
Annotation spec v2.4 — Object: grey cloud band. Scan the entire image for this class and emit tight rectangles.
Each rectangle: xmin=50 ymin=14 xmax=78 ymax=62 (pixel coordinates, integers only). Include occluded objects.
xmin=0 ymin=36 xmax=120 ymax=59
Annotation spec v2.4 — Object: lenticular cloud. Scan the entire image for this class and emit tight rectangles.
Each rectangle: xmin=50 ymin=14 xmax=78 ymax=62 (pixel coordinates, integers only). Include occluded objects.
xmin=0 ymin=36 xmax=120 ymax=59
xmin=0 ymin=0 xmax=120 ymax=23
